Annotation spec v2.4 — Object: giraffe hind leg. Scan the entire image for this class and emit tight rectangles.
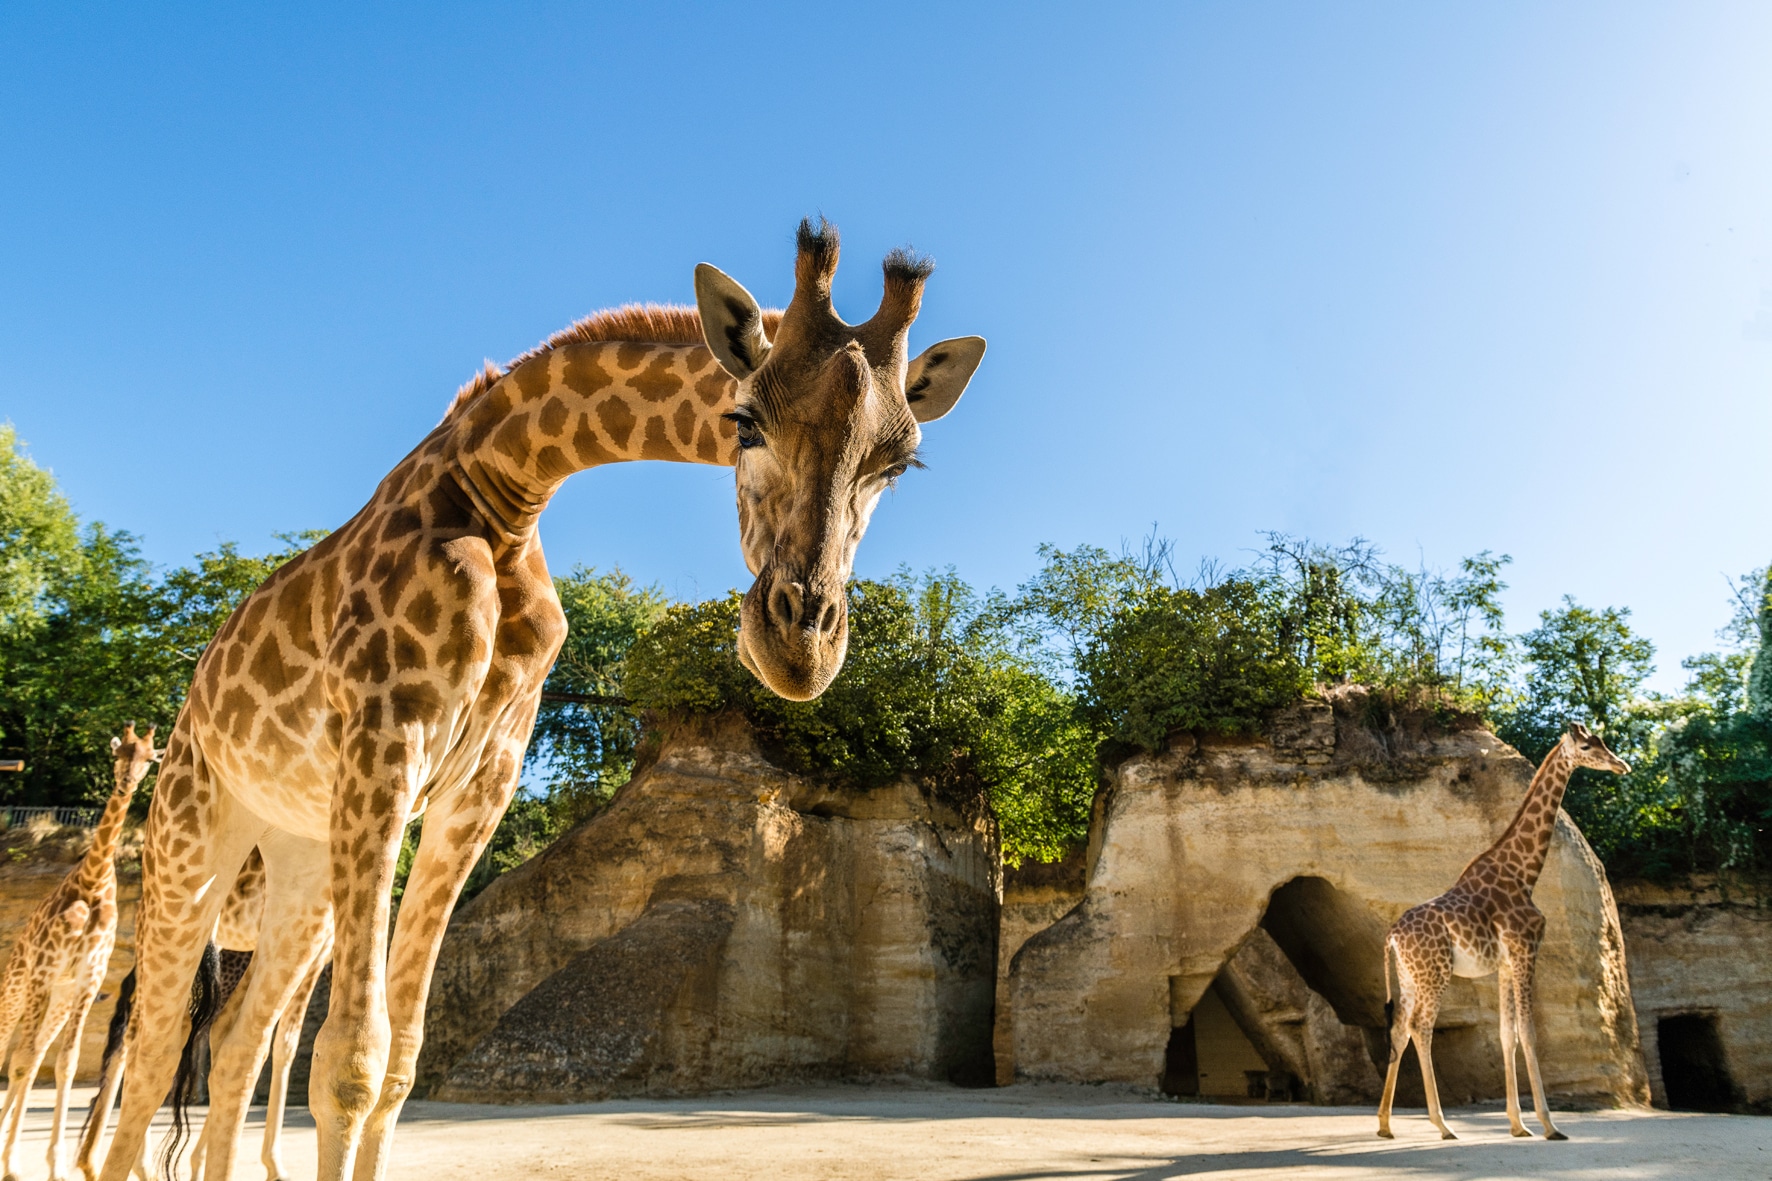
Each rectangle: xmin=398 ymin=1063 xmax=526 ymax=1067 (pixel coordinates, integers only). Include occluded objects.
xmin=1497 ymin=961 xmax=1529 ymax=1137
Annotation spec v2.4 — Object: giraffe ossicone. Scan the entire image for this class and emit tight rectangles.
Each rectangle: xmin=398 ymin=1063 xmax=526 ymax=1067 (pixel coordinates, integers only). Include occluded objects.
xmin=1376 ymin=722 xmax=1630 ymax=1142
xmin=95 ymin=219 xmax=984 ymax=1181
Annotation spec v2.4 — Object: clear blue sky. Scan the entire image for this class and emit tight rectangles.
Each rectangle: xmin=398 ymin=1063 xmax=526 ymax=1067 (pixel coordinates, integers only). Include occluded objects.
xmin=4 ymin=3 xmax=1769 ymax=690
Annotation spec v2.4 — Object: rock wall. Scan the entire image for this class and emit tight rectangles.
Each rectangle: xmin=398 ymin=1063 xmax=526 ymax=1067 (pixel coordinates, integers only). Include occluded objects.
xmin=1615 ymin=879 xmax=1772 ymax=1113
xmin=1007 ymin=694 xmax=1651 ymax=1109
xmin=0 ymin=822 xmax=140 ymax=1083
xmin=417 ymin=717 xmax=1000 ymax=1102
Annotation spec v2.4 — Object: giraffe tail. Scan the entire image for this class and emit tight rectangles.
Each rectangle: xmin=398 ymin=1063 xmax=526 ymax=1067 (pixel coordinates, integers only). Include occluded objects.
xmin=161 ymin=940 xmax=223 ymax=1181
xmin=1382 ymin=937 xmax=1396 ymax=1036
xmin=78 ymin=966 xmax=136 ymax=1143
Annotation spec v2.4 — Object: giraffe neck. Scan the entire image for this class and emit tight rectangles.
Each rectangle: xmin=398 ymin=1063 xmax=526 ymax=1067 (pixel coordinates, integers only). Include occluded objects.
xmin=443 ymin=340 xmax=738 ymax=541
xmin=1477 ymin=743 xmax=1576 ymax=889
xmin=75 ymin=788 xmax=132 ymax=891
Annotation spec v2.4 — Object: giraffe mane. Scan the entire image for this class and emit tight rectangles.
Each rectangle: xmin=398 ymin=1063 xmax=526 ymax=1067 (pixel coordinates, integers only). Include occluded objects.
xmin=441 ymin=302 xmax=784 ymax=424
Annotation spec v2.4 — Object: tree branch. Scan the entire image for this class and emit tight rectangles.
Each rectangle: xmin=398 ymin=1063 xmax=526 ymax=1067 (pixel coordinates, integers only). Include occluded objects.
xmin=539 ymin=691 xmax=632 ymax=709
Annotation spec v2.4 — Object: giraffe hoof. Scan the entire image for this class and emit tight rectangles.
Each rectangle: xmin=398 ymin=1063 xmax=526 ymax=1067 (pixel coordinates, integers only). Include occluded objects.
xmin=1545 ymin=1130 xmax=1568 ymax=1141
xmin=1376 ymin=1129 xmax=1393 ymax=1139
xmin=1440 ymin=1130 xmax=1458 ymax=1141
xmin=1511 ymin=1128 xmax=1532 ymax=1138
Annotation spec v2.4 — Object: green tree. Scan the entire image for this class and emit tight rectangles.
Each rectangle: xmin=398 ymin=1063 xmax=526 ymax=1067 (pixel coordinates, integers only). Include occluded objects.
xmin=1496 ymin=597 xmax=1656 ymax=763
xmin=523 ymin=567 xmax=669 ymax=828
xmin=0 ymin=426 xmax=81 ymax=642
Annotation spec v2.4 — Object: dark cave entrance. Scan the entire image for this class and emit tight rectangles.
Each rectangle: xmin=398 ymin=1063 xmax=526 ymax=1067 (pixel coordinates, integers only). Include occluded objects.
xmin=1658 ymin=1013 xmax=1738 ymax=1113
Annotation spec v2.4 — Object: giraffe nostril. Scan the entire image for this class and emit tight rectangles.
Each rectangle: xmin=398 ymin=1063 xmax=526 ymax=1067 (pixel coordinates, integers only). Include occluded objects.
xmin=768 ymin=580 xmax=806 ymax=631
xmin=815 ymin=599 xmax=840 ymax=639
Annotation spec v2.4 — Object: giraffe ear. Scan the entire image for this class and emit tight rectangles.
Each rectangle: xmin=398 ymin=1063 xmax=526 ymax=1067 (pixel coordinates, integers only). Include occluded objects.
xmin=904 ymin=336 xmax=986 ymax=424
xmin=694 ymin=264 xmax=772 ymax=379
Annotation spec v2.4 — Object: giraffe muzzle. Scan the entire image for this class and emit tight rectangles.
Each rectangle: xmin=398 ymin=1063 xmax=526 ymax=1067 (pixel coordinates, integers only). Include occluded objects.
xmin=737 ymin=569 xmax=849 ymax=702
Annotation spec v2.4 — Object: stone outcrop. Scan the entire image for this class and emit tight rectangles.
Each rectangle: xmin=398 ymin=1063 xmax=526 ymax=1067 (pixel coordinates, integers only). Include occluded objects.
xmin=1615 ymin=878 xmax=1772 ymax=1113
xmin=1007 ymin=692 xmax=1651 ymax=1109
xmin=417 ymin=716 xmax=999 ymax=1101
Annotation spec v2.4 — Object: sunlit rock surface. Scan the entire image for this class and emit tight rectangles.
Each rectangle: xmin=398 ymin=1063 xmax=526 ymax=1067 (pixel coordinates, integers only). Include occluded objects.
xmin=1006 ymin=690 xmax=1652 ymax=1109
xmin=418 ymin=715 xmax=999 ymax=1102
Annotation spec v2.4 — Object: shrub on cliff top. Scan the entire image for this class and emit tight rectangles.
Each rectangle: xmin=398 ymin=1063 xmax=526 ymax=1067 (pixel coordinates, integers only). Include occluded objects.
xmin=1075 ymin=578 xmax=1309 ymax=751
xmin=624 ymin=573 xmax=1097 ymax=865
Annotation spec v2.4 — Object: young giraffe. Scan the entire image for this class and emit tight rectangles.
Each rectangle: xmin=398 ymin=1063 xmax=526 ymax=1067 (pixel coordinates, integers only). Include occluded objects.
xmin=95 ymin=219 xmax=984 ymax=1181
xmin=76 ymin=850 xmax=332 ymax=1181
xmin=0 ymin=725 xmax=160 ymax=1181
xmin=1377 ymin=722 xmax=1630 ymax=1142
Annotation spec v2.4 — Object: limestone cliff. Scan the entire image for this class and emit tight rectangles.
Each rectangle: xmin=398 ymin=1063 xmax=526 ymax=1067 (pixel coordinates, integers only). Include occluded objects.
xmin=1615 ymin=878 xmax=1772 ymax=1113
xmin=417 ymin=716 xmax=1000 ymax=1101
xmin=1007 ymin=691 xmax=1652 ymax=1109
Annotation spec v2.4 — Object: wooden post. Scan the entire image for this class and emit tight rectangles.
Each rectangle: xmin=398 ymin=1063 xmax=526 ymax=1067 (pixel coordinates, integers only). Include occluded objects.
xmin=0 ymin=760 xmax=22 ymax=773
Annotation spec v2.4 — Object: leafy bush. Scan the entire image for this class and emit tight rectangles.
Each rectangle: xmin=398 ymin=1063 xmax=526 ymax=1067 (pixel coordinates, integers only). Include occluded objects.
xmin=1076 ymin=578 xmax=1307 ymax=751
xmin=625 ymin=573 xmax=1097 ymax=865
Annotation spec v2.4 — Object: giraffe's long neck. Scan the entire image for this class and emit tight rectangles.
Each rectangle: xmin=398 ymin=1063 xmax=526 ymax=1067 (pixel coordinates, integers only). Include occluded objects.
xmin=443 ymin=340 xmax=738 ymax=540
xmin=74 ymin=787 xmax=132 ymax=892
xmin=1476 ymin=742 xmax=1576 ymax=889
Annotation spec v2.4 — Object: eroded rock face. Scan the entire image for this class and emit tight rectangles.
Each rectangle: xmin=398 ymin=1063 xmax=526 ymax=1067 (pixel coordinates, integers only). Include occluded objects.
xmin=1008 ymin=695 xmax=1650 ymax=1109
xmin=1616 ymin=879 xmax=1772 ymax=1113
xmin=417 ymin=717 xmax=999 ymax=1102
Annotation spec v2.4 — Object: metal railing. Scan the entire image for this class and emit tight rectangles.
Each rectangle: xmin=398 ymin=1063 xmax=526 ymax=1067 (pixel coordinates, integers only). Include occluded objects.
xmin=3 ymin=805 xmax=102 ymax=829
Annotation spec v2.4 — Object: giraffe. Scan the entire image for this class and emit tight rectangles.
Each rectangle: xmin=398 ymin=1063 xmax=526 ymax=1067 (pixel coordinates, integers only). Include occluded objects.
xmin=1376 ymin=722 xmax=1630 ymax=1142
xmin=76 ymin=850 xmax=332 ymax=1181
xmin=0 ymin=724 xmax=160 ymax=1181
xmin=95 ymin=218 xmax=984 ymax=1181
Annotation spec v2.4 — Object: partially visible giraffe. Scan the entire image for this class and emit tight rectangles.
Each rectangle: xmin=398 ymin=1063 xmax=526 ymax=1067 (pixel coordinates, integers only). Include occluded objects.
xmin=96 ymin=219 xmax=985 ymax=1181
xmin=1377 ymin=722 xmax=1630 ymax=1141
xmin=0 ymin=724 xmax=160 ymax=1181
xmin=75 ymin=851 xmax=333 ymax=1181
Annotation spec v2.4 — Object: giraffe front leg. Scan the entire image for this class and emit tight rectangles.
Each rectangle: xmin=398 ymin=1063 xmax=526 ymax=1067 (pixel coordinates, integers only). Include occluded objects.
xmin=264 ymin=932 xmax=330 ymax=1181
xmin=199 ymin=832 xmax=331 ymax=1181
xmin=350 ymin=746 xmax=522 ymax=1181
xmin=1497 ymin=961 xmax=1529 ymax=1138
xmin=48 ymin=978 xmax=104 ymax=1181
xmin=309 ymin=714 xmax=434 ymax=1181
xmin=1506 ymin=942 xmax=1565 ymax=1140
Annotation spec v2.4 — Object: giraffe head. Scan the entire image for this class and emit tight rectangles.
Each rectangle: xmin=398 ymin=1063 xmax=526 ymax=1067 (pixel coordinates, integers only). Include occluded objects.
xmin=108 ymin=723 xmax=162 ymax=797
xmin=694 ymin=219 xmax=986 ymax=701
xmin=1562 ymin=722 xmax=1630 ymax=775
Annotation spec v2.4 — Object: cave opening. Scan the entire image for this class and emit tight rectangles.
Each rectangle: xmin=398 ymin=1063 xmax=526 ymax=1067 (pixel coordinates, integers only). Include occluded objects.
xmin=1658 ymin=1013 xmax=1737 ymax=1113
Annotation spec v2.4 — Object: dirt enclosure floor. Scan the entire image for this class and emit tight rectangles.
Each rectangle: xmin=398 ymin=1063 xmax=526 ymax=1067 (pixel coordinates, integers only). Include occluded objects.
xmin=24 ymin=1082 xmax=1770 ymax=1181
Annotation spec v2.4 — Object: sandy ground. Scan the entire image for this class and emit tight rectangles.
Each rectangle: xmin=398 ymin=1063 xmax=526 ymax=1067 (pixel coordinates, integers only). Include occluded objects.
xmin=16 ymin=1082 xmax=1770 ymax=1181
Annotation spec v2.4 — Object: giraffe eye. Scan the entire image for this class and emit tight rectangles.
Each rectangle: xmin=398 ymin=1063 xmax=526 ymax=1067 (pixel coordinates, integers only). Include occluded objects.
xmin=724 ymin=412 xmax=764 ymax=450
xmin=883 ymin=462 xmax=909 ymax=482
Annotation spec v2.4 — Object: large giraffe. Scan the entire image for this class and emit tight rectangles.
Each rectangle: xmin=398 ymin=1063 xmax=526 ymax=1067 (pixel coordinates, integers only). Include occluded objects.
xmin=96 ymin=219 xmax=984 ymax=1181
xmin=0 ymin=724 xmax=160 ymax=1181
xmin=1377 ymin=722 xmax=1629 ymax=1141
